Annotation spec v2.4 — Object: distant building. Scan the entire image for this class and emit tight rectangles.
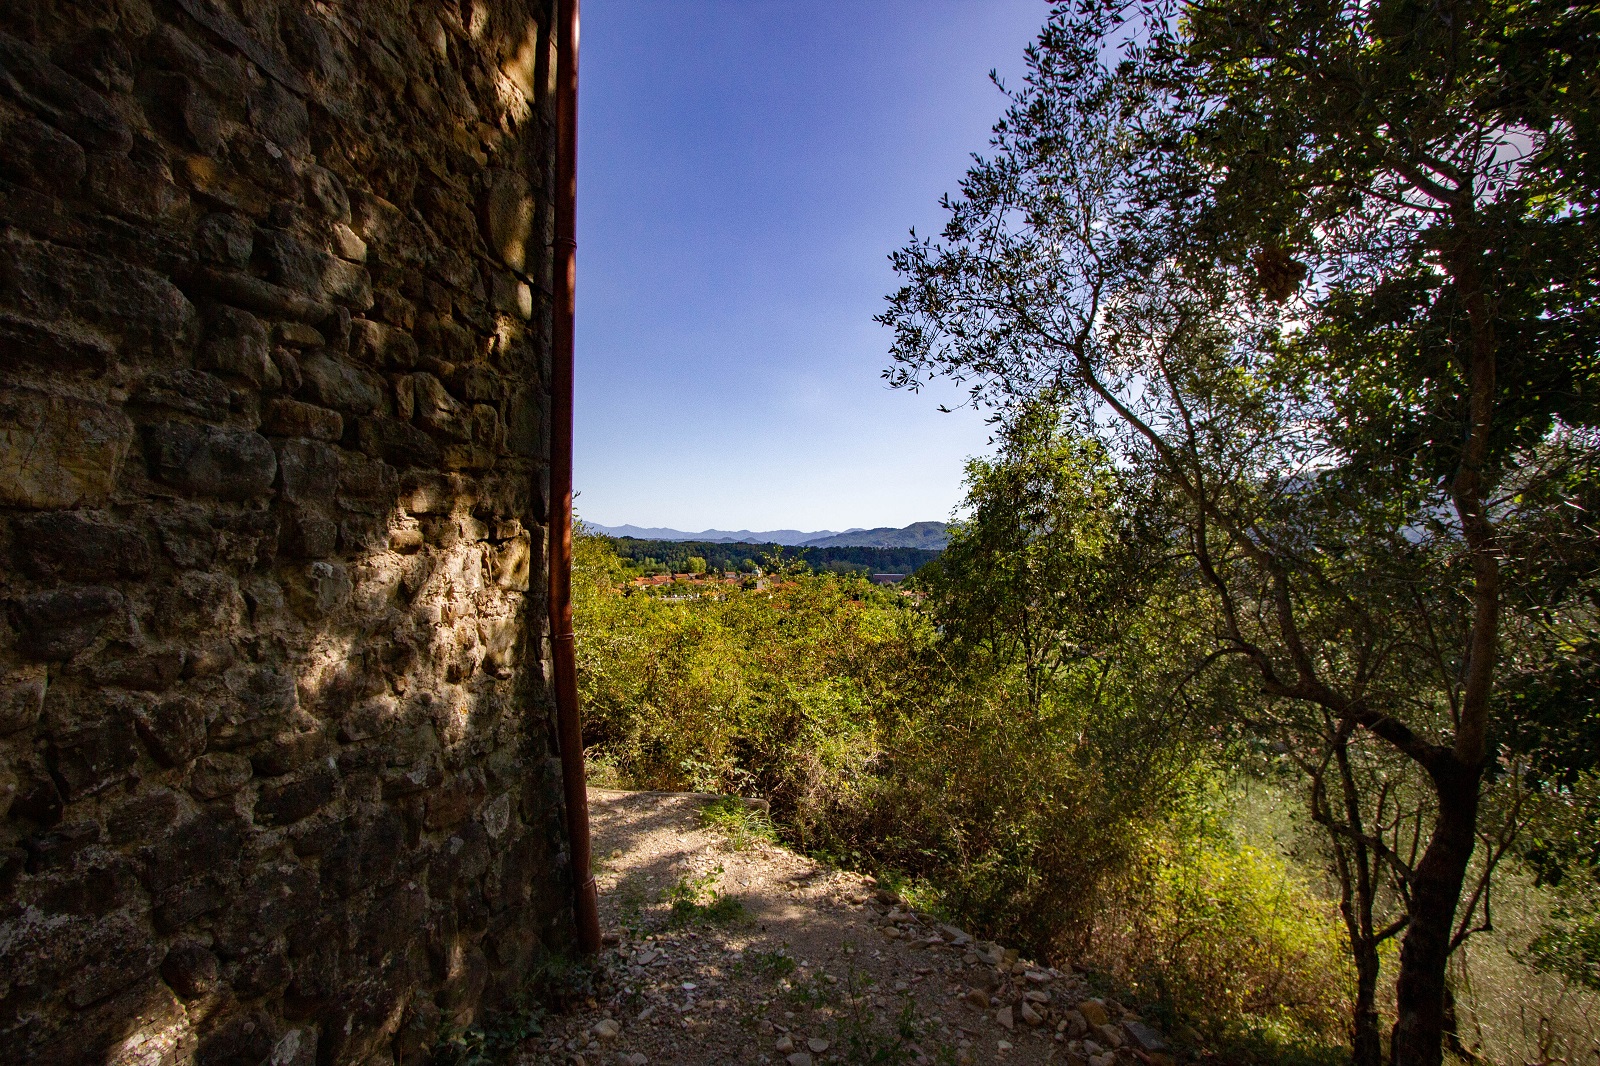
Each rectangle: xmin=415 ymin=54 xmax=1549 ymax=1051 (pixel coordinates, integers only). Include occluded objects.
xmin=871 ymin=573 xmax=908 ymax=584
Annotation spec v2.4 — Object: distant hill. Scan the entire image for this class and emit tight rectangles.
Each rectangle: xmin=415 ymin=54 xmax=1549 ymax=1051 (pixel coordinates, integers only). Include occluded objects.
xmin=586 ymin=521 xmax=950 ymax=550
xmin=603 ymin=537 xmax=941 ymax=576
xmin=583 ymin=523 xmax=854 ymax=547
xmin=802 ymin=522 xmax=949 ymax=550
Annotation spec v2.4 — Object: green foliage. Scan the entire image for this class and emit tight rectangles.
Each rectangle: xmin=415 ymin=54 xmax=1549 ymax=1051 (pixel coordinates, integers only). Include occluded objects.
xmin=600 ymin=534 xmax=939 ymax=577
xmin=878 ymin=0 xmax=1600 ymax=1057
xmin=737 ymin=949 xmax=797 ymax=980
xmin=572 ymin=525 xmax=1354 ymax=1046
xmin=1094 ymin=817 xmax=1354 ymax=1051
xmin=699 ymin=796 xmax=778 ymax=850
xmin=430 ymin=953 xmax=600 ymax=1065
xmin=1526 ymin=889 xmax=1600 ymax=992
xmin=432 ymin=1010 xmax=544 ymax=1066
xmin=662 ymin=865 xmax=745 ymax=926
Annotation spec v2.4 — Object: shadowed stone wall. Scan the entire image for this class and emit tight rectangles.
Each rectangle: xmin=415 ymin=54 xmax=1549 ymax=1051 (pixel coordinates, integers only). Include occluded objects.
xmin=0 ymin=0 xmax=574 ymax=1061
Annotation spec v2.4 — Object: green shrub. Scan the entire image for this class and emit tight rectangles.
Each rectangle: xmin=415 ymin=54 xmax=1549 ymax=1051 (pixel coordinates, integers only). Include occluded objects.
xmin=1090 ymin=825 xmax=1353 ymax=1055
xmin=699 ymin=796 xmax=778 ymax=850
xmin=571 ymin=529 xmax=1354 ymax=1053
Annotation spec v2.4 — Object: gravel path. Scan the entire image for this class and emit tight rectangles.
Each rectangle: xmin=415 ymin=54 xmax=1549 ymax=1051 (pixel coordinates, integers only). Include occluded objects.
xmin=514 ymin=789 xmax=1176 ymax=1066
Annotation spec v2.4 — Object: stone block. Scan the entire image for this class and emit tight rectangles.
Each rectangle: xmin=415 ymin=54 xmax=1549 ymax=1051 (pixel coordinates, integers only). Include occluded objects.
xmin=0 ymin=309 xmax=114 ymax=372
xmin=263 ymin=397 xmax=342 ymax=440
xmin=107 ymin=788 xmax=182 ymax=844
xmin=132 ymin=694 xmax=207 ymax=766
xmin=0 ymin=30 xmax=132 ymax=152
xmin=350 ymin=318 xmax=418 ymax=368
xmin=249 ymin=79 xmax=308 ymax=152
xmin=189 ymin=752 xmax=253 ymax=799
xmin=13 ymin=511 xmax=154 ymax=581
xmin=417 ymin=314 xmax=475 ymax=364
xmin=332 ymin=222 xmax=368 ymax=262
xmin=337 ymin=451 xmax=398 ymax=511
xmin=161 ymin=940 xmax=221 ymax=1000
xmin=249 ymin=733 xmax=326 ymax=783
xmin=306 ymin=166 xmax=351 ymax=223
xmin=254 ymin=766 xmax=339 ymax=827
xmin=132 ymin=368 xmax=232 ymax=420
xmin=410 ymin=372 xmax=472 ymax=441
xmin=275 ymin=438 xmax=340 ymax=505
xmin=141 ymin=811 xmax=245 ymax=897
xmin=482 ymin=170 xmax=534 ymax=272
xmin=278 ymin=321 xmax=326 ymax=347
xmin=504 ymin=385 xmax=546 ymax=459
xmin=298 ymin=350 xmax=384 ymax=414
xmin=278 ymin=507 xmax=338 ymax=558
xmin=356 ymin=414 xmax=442 ymax=468
xmin=286 ymin=560 xmax=351 ymax=619
xmin=87 ymin=153 xmax=189 ymax=223
xmin=47 ymin=710 xmax=139 ymax=799
xmin=259 ymin=228 xmax=372 ymax=310
xmin=147 ymin=22 xmax=244 ymax=98
xmin=183 ymin=265 xmax=335 ymax=324
xmin=25 ymin=819 xmax=102 ymax=871
xmin=85 ymin=649 xmax=185 ymax=693
xmin=0 ymin=110 xmax=87 ymax=193
xmin=153 ymin=877 xmax=227 ymax=933
xmin=426 ymin=770 xmax=486 ymax=830
xmin=158 ymin=571 xmax=244 ymax=635
xmin=382 ymin=753 xmax=443 ymax=799
xmin=489 ymin=534 xmax=531 ymax=590
xmin=28 ymin=979 xmax=188 ymax=1066
xmin=195 ymin=1009 xmax=276 ymax=1066
xmin=321 ymin=810 xmax=403 ymax=898
xmin=146 ymin=70 xmax=222 ymax=152
xmin=0 ymin=388 xmax=133 ymax=509
xmin=491 ymin=272 xmax=533 ymax=320
xmin=11 ymin=586 xmax=123 ymax=660
xmin=201 ymin=304 xmax=279 ymax=387
xmin=195 ymin=213 xmax=255 ymax=268
xmin=143 ymin=422 xmax=277 ymax=499
xmin=210 ymin=665 xmax=299 ymax=750
xmin=1 ymin=233 xmax=197 ymax=354
xmin=1123 ymin=1020 xmax=1169 ymax=1053
xmin=0 ymin=668 xmax=47 ymax=736
xmin=65 ymin=914 xmax=164 ymax=1008
xmin=11 ymin=767 xmax=64 ymax=826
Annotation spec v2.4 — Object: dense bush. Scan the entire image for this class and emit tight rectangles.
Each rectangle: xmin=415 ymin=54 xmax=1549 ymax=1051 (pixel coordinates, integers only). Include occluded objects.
xmin=571 ymin=524 xmax=1355 ymax=1051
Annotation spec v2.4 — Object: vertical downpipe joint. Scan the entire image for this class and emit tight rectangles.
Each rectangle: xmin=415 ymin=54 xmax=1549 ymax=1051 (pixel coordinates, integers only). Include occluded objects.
xmin=551 ymin=0 xmax=601 ymax=954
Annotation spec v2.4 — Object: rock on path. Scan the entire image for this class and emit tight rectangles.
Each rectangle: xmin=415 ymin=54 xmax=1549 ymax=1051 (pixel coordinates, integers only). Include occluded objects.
xmin=514 ymin=789 xmax=1177 ymax=1066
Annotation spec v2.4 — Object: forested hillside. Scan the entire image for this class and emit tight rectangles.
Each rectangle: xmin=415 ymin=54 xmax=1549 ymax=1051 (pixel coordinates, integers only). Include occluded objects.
xmin=595 ymin=532 xmax=940 ymax=576
xmin=575 ymin=1 xmax=1600 ymax=1063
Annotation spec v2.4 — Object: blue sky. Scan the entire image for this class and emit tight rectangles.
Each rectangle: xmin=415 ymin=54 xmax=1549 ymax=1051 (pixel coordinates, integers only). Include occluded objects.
xmin=574 ymin=0 xmax=1048 ymax=531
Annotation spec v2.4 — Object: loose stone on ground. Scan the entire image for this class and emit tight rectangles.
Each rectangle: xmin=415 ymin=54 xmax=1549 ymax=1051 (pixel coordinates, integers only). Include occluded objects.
xmin=519 ymin=789 xmax=1181 ymax=1066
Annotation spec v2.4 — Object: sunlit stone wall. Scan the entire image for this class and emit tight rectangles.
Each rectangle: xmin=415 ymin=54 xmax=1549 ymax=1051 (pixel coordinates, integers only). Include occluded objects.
xmin=0 ymin=0 xmax=573 ymax=1061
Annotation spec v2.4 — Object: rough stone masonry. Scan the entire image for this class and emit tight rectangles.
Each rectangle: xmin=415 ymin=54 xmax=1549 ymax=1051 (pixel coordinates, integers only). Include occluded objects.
xmin=0 ymin=0 xmax=577 ymax=1061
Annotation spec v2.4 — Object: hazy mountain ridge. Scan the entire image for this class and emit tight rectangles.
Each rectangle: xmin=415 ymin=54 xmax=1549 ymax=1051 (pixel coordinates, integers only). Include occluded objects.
xmin=584 ymin=523 xmax=852 ymax=546
xmin=586 ymin=521 xmax=949 ymax=550
xmin=802 ymin=521 xmax=949 ymax=549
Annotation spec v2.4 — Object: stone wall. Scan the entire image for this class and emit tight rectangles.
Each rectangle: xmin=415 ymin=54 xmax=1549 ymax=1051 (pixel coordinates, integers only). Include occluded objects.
xmin=0 ymin=0 xmax=575 ymax=1062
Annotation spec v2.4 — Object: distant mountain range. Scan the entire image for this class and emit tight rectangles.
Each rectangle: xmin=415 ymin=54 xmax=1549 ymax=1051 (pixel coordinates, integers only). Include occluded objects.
xmin=585 ymin=521 xmax=950 ymax=550
xmin=800 ymin=521 xmax=950 ymax=549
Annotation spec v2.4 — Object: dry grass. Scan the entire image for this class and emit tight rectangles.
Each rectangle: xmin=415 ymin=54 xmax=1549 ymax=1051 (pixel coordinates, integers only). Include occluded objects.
xmin=1445 ymin=871 xmax=1600 ymax=1066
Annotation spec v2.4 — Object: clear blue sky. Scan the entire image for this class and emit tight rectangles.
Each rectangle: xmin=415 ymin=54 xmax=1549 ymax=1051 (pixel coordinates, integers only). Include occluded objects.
xmin=574 ymin=0 xmax=1047 ymax=531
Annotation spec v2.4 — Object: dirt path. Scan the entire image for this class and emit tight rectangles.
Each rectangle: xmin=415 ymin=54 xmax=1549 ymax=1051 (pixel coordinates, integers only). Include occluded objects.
xmin=513 ymin=789 xmax=1177 ymax=1066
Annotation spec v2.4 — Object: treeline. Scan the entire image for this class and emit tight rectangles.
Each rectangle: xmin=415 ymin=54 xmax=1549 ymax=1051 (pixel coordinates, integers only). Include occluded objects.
xmin=596 ymin=534 xmax=939 ymax=576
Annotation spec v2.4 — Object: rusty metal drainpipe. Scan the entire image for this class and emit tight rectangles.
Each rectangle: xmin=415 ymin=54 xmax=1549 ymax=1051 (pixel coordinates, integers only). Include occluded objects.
xmin=551 ymin=0 xmax=601 ymax=955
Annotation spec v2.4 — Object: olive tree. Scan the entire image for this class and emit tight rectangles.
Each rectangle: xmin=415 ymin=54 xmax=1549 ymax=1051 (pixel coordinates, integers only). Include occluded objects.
xmin=880 ymin=2 xmax=1599 ymax=1062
